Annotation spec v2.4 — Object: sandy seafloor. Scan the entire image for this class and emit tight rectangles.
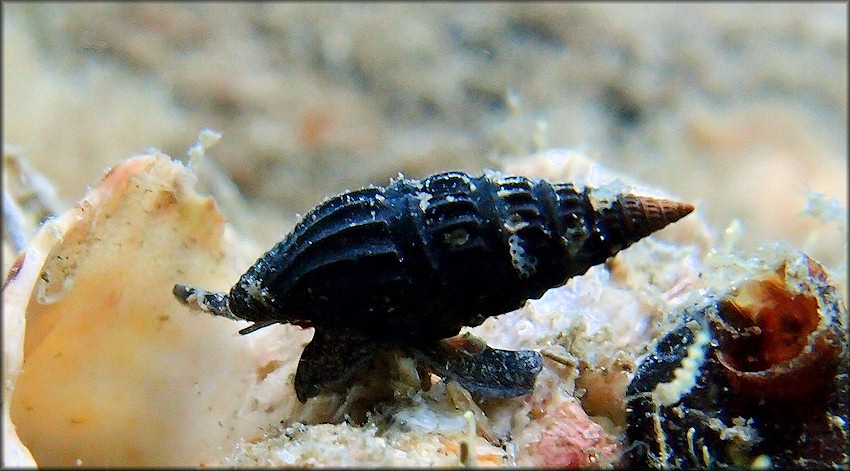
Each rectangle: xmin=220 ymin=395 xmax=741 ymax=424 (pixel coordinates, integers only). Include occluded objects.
xmin=2 ymin=3 xmax=848 ymax=467
xmin=3 ymin=3 xmax=846 ymax=266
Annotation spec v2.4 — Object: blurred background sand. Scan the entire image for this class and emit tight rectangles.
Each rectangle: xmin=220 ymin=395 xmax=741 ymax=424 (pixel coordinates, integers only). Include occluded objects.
xmin=3 ymin=3 xmax=846 ymax=267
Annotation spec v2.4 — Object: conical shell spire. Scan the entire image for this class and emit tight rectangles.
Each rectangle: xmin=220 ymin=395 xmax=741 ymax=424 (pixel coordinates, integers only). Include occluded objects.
xmin=586 ymin=193 xmax=694 ymax=264
xmin=615 ymin=194 xmax=695 ymax=242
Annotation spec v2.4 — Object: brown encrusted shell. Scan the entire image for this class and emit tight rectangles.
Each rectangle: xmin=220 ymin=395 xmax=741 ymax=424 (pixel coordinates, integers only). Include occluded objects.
xmin=709 ymin=258 xmax=846 ymax=402
xmin=625 ymin=250 xmax=849 ymax=468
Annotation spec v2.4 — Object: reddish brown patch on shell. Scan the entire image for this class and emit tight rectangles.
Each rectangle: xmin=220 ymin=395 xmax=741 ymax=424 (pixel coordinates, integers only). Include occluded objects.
xmin=710 ymin=259 xmax=845 ymax=402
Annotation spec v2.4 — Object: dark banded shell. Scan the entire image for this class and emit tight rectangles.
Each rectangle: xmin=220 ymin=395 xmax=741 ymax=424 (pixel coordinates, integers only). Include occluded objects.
xmin=174 ymin=171 xmax=694 ymax=402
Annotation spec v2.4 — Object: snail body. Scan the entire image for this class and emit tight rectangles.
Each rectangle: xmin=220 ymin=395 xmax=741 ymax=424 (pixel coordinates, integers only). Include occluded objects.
xmin=175 ymin=171 xmax=694 ymax=402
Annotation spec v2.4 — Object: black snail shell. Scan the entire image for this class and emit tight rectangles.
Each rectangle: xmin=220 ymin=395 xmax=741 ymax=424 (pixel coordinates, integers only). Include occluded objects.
xmin=174 ymin=171 xmax=694 ymax=403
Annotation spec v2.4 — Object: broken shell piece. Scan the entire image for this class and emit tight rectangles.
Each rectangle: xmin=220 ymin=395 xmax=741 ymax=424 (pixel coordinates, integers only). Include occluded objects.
xmin=3 ymin=154 xmax=310 ymax=466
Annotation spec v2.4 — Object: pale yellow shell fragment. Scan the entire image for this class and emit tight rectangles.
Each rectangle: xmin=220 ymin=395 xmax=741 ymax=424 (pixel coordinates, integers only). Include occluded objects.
xmin=2 ymin=154 xmax=308 ymax=466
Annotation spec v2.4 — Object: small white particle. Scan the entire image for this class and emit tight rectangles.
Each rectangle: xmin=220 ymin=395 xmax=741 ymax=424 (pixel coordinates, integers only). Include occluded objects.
xmin=415 ymin=192 xmax=432 ymax=211
xmin=276 ymin=449 xmax=297 ymax=465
